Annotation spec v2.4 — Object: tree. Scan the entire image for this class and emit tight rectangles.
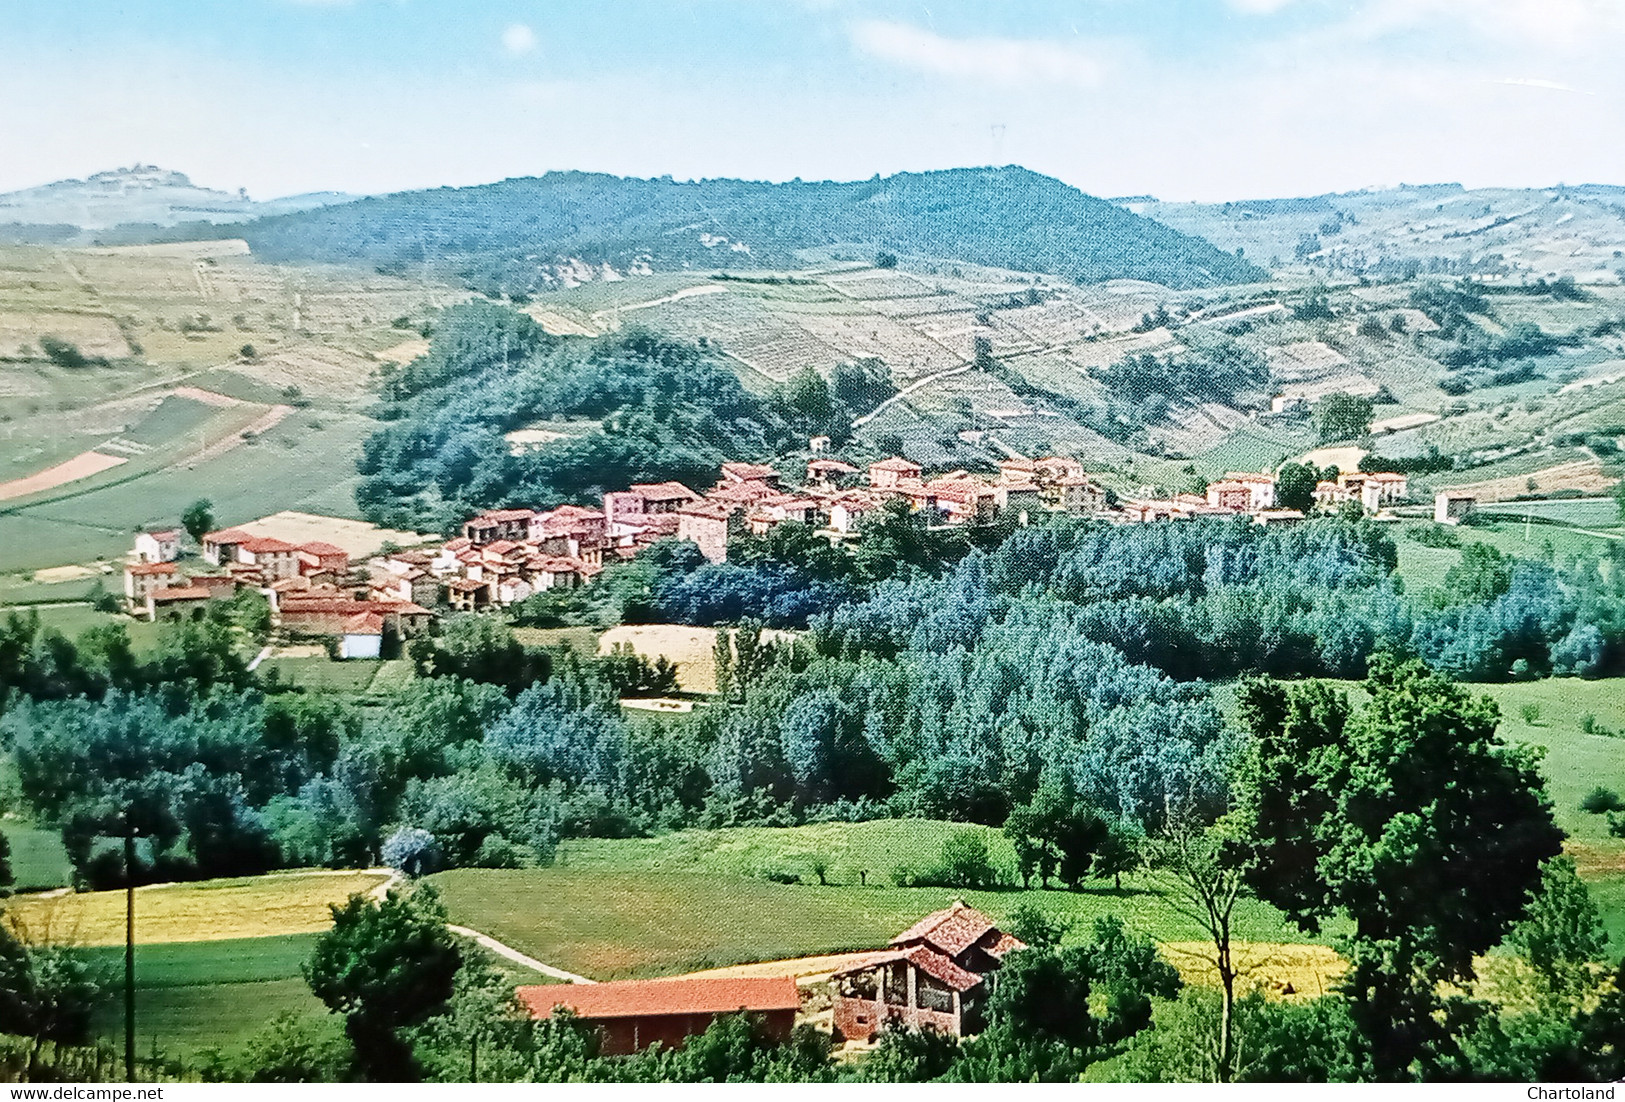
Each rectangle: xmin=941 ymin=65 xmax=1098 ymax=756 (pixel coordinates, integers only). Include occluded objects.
xmin=304 ymin=886 xmax=462 ymax=1081
xmin=1236 ymin=657 xmax=1564 ymax=1079
xmin=1315 ymin=392 xmax=1374 ymax=444
xmin=1444 ymin=543 xmax=1512 ymax=604
xmin=182 ymin=499 xmax=216 ymax=545
xmin=0 ymin=919 xmax=103 ymax=1074
xmin=1146 ymin=819 xmax=1252 ymax=1082
xmin=0 ymin=830 xmax=11 ymax=897
xmin=1275 ymin=462 xmax=1320 ymax=512
xmin=1507 ymin=856 xmax=1608 ymax=1006
xmin=952 ymin=917 xmax=1180 ymax=1082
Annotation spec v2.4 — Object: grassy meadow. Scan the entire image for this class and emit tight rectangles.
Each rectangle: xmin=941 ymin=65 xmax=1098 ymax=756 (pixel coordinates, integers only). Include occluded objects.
xmin=431 ymin=817 xmax=1318 ymax=982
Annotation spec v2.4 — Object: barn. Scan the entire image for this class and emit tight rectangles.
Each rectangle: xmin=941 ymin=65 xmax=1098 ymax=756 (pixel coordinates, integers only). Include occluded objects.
xmin=516 ymin=976 xmax=801 ymax=1055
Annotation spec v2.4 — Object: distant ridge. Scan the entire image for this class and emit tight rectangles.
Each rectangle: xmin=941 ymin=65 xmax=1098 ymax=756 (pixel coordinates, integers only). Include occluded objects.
xmin=0 ymin=165 xmax=354 ymax=237
xmin=228 ymin=166 xmax=1264 ymax=292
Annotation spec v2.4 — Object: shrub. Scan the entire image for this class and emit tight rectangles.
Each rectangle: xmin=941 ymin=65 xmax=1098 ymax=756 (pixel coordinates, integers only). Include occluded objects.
xmin=918 ymin=829 xmax=1002 ymax=890
xmin=1581 ymin=713 xmax=1599 ymax=736
xmin=381 ymin=827 xmax=441 ymax=877
xmin=1581 ymin=787 xmax=1623 ymax=814
xmin=1519 ymin=702 xmax=1542 ymax=726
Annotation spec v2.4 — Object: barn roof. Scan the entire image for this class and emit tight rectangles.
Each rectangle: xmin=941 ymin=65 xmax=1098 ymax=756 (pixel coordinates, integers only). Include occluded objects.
xmin=891 ymin=901 xmax=1001 ymax=957
xmin=518 ymin=976 xmax=800 ymax=1021
xmin=831 ymin=945 xmax=986 ymax=993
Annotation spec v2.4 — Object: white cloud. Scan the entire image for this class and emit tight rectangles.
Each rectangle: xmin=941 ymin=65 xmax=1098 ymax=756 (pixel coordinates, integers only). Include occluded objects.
xmin=848 ymin=20 xmax=1109 ymax=89
xmin=502 ymin=23 xmax=538 ymax=56
xmin=1225 ymin=0 xmax=1300 ymax=14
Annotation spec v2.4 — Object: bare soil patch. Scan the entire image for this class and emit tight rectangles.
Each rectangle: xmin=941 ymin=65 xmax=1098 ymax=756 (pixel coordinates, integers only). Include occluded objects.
xmin=0 ymin=451 xmax=126 ymax=501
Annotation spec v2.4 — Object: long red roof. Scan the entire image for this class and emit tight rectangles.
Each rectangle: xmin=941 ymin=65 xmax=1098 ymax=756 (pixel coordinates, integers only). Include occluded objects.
xmin=518 ymin=976 xmax=800 ymax=1021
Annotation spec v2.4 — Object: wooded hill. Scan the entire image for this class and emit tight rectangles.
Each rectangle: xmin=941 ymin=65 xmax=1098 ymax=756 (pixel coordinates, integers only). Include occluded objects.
xmin=226 ymin=166 xmax=1263 ymax=294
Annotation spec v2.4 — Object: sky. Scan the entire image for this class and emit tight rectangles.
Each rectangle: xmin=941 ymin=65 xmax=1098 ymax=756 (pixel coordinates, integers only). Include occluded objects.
xmin=1 ymin=0 xmax=1622 ymax=203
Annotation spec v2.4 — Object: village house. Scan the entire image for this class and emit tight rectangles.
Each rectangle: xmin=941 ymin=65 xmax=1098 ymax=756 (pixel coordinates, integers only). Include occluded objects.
xmin=124 ymin=561 xmax=177 ymax=609
xmin=519 ymin=977 xmax=800 ymax=1056
xmin=1223 ymin=472 xmax=1278 ymax=511
xmin=827 ymin=492 xmax=882 ymax=535
xmin=1436 ymin=491 xmax=1477 ymax=525
xmin=806 ymin=458 xmax=859 ymax=488
xmin=718 ymin=461 xmax=781 ymax=489
xmin=1055 ymin=475 xmax=1107 ymax=515
xmin=462 ymin=508 xmax=535 ymax=546
xmin=146 ymin=586 xmax=213 ymax=622
xmin=201 ymin=528 xmax=252 ymax=567
xmin=1205 ymin=480 xmax=1254 ymax=513
xmin=236 ymin=536 xmax=303 ymax=581
xmin=832 ymin=902 xmax=1025 ymax=1043
xmin=869 ymin=457 xmax=923 ymax=490
xmin=678 ymin=501 xmax=732 ymax=564
xmin=133 ymin=528 xmax=181 ymax=564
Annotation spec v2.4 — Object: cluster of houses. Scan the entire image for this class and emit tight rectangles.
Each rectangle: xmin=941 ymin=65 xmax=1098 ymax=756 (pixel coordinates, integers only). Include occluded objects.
xmin=124 ymin=525 xmax=432 ymax=658
xmin=520 ymin=901 xmax=1023 ymax=1054
xmin=121 ymin=450 xmax=1432 ymax=658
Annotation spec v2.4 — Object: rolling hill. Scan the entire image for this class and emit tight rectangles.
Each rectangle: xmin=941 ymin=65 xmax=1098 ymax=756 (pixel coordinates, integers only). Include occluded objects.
xmin=227 ymin=166 xmax=1264 ymax=293
xmin=0 ymin=164 xmax=353 ymax=242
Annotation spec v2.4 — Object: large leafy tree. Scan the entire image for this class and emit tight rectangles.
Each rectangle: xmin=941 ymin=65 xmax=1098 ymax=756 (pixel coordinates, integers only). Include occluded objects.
xmin=1235 ymin=656 xmax=1563 ymax=1079
xmin=304 ymin=886 xmax=462 ymax=1081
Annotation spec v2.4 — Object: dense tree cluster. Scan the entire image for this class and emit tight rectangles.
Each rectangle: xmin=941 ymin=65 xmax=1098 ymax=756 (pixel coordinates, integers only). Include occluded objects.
xmin=355 ymin=304 xmax=806 ymax=532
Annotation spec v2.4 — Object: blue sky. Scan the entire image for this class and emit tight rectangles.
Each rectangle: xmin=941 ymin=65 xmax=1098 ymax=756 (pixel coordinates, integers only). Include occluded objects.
xmin=1 ymin=0 xmax=1621 ymax=201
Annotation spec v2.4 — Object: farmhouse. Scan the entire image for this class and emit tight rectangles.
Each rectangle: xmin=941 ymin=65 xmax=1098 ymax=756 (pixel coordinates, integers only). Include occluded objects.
xmin=832 ymin=902 xmax=1024 ymax=1043
xmin=463 ymin=508 xmax=536 ymax=546
xmin=133 ymin=528 xmax=181 ymax=563
xmin=518 ymin=977 xmax=801 ymax=1056
xmin=124 ymin=561 xmax=177 ymax=607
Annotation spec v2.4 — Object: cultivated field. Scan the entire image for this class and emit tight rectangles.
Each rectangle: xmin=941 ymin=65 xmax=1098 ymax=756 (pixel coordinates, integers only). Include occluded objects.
xmin=432 ymin=818 xmax=1317 ymax=982
xmin=7 ymin=870 xmax=389 ymax=947
xmin=597 ymin=624 xmax=799 ymax=694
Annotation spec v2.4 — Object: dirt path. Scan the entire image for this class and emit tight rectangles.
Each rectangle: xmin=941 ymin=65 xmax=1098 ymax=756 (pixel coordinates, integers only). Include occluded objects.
xmin=447 ymin=925 xmax=596 ymax=985
xmin=192 ymin=403 xmax=293 ymax=464
xmin=593 ymin=282 xmax=728 ymax=322
xmin=852 ymin=363 xmax=974 ymax=428
xmin=0 ymin=451 xmax=127 ymax=501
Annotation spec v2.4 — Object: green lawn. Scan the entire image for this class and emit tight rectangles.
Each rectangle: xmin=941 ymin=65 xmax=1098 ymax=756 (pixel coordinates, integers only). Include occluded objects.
xmin=258 ymin=656 xmax=382 ymax=694
xmin=1478 ymin=680 xmax=1625 ymax=848
xmin=0 ymin=410 xmax=375 ymax=574
xmin=432 ymin=819 xmax=1313 ymax=981
xmin=83 ymin=935 xmax=323 ymax=1057
xmin=3 ymin=821 xmax=72 ymax=891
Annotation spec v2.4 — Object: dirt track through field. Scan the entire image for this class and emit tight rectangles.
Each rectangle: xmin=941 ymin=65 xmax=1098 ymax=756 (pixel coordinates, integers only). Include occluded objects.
xmin=0 ymin=451 xmax=126 ymax=501
xmin=191 ymin=403 xmax=293 ymax=463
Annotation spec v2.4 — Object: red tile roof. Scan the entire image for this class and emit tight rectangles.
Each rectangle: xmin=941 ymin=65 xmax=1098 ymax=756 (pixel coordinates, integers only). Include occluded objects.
xmin=202 ymin=528 xmax=251 ymax=544
xmin=629 ymin=481 xmax=701 ymax=502
xmin=891 ymin=901 xmax=1000 ymax=957
xmin=126 ymin=562 xmax=178 ymax=576
xmin=518 ymin=977 xmax=800 ymax=1021
xmin=870 ymin=458 xmax=922 ymax=472
xmin=472 ymin=508 xmax=536 ymax=524
xmin=720 ymin=462 xmax=779 ymax=481
xmin=151 ymin=586 xmax=211 ymax=602
xmin=143 ymin=528 xmax=181 ymax=540
xmin=832 ymin=946 xmax=985 ymax=993
xmin=240 ymin=536 xmax=299 ymax=554
xmin=299 ymin=541 xmax=348 ymax=556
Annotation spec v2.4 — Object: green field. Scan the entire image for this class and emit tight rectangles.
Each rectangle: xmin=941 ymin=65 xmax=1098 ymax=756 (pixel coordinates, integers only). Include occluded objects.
xmin=83 ymin=934 xmax=323 ymax=1056
xmin=3 ymin=821 xmax=72 ymax=891
xmin=0 ymin=410 xmax=376 ymax=573
xmin=432 ymin=819 xmax=1313 ymax=981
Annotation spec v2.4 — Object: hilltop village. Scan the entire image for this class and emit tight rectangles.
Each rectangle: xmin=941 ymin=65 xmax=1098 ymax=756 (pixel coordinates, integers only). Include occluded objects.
xmin=119 ymin=451 xmax=1427 ymax=657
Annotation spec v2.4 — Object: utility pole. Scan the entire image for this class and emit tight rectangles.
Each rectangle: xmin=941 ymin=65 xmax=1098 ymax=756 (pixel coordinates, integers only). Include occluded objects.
xmin=124 ymin=821 xmax=137 ymax=1083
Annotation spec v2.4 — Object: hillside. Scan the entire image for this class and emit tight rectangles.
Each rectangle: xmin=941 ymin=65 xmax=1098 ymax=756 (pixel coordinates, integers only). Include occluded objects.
xmin=228 ymin=166 xmax=1264 ymax=293
xmin=1129 ymin=183 xmax=1625 ymax=284
xmin=0 ymin=165 xmax=353 ymax=241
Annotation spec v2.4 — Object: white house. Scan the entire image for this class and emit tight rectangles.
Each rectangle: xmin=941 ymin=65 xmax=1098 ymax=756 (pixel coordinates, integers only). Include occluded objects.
xmin=133 ymin=529 xmax=181 ymax=563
